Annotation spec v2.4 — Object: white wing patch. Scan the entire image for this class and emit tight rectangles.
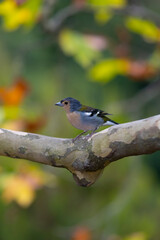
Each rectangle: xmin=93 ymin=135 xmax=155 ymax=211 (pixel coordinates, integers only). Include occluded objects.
xmin=83 ymin=112 xmax=92 ymax=116
xmin=83 ymin=110 xmax=102 ymax=117
xmin=103 ymin=121 xmax=116 ymax=126
xmin=96 ymin=111 xmax=100 ymax=115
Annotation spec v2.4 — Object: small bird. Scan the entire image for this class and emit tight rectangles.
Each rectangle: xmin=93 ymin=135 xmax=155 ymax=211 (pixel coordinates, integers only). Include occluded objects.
xmin=55 ymin=97 xmax=118 ymax=140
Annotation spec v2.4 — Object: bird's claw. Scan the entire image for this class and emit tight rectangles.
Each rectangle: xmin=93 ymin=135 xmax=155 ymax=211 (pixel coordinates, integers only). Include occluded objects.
xmin=72 ymin=133 xmax=95 ymax=142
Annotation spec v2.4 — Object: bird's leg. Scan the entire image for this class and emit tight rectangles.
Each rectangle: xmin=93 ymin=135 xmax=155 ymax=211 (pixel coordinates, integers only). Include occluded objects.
xmin=85 ymin=127 xmax=98 ymax=139
xmin=72 ymin=131 xmax=88 ymax=142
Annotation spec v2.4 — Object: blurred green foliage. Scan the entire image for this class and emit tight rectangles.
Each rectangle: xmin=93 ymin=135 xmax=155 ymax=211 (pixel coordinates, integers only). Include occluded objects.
xmin=0 ymin=0 xmax=160 ymax=240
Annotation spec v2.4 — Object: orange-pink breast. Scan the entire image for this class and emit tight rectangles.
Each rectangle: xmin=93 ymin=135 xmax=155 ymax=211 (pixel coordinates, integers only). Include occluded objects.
xmin=66 ymin=112 xmax=94 ymax=131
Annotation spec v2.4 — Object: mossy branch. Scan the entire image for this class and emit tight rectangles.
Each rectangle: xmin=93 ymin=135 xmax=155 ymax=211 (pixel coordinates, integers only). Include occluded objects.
xmin=0 ymin=114 xmax=160 ymax=187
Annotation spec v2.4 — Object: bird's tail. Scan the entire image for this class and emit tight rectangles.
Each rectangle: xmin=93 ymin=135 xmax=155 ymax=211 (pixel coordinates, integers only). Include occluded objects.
xmin=103 ymin=118 xmax=119 ymax=126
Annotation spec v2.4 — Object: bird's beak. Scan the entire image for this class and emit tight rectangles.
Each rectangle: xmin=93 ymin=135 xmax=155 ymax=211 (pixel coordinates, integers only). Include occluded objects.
xmin=55 ymin=101 xmax=63 ymax=107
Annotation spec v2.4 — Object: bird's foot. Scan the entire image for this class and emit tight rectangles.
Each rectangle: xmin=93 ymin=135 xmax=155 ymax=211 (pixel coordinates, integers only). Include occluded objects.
xmin=84 ymin=133 xmax=95 ymax=140
xmin=72 ymin=132 xmax=86 ymax=142
xmin=72 ymin=130 xmax=96 ymax=142
xmin=72 ymin=135 xmax=82 ymax=142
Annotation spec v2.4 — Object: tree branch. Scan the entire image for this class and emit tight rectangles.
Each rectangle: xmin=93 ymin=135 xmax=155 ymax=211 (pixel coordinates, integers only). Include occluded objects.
xmin=0 ymin=114 xmax=160 ymax=187
xmin=41 ymin=3 xmax=160 ymax=34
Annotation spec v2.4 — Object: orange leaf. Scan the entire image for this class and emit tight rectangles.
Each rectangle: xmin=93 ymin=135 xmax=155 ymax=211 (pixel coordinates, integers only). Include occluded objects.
xmin=2 ymin=116 xmax=46 ymax=132
xmin=25 ymin=116 xmax=47 ymax=133
xmin=0 ymin=77 xmax=29 ymax=106
xmin=72 ymin=227 xmax=91 ymax=240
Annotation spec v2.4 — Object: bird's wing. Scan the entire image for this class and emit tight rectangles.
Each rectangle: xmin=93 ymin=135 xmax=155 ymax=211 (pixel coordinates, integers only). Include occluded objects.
xmin=79 ymin=105 xmax=112 ymax=117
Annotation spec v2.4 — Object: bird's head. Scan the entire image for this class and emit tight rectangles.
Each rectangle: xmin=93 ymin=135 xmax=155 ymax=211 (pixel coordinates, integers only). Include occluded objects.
xmin=55 ymin=97 xmax=81 ymax=112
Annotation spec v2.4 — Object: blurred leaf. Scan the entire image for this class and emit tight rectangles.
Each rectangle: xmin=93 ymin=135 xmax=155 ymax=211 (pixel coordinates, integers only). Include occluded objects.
xmin=124 ymin=232 xmax=147 ymax=240
xmin=59 ymin=29 xmax=101 ymax=67
xmin=88 ymin=0 xmax=126 ymax=7
xmin=3 ymin=106 xmax=20 ymax=120
xmin=94 ymin=9 xmax=113 ymax=24
xmin=127 ymin=60 xmax=157 ymax=81
xmin=88 ymin=0 xmax=126 ymax=25
xmin=84 ymin=34 xmax=107 ymax=50
xmin=24 ymin=116 xmax=47 ymax=132
xmin=2 ymin=174 xmax=35 ymax=207
xmin=125 ymin=17 xmax=160 ymax=42
xmin=0 ymin=0 xmax=42 ymax=30
xmin=0 ymin=163 xmax=57 ymax=207
xmin=72 ymin=227 xmax=91 ymax=240
xmin=0 ymin=77 xmax=47 ymax=132
xmin=2 ymin=119 xmax=27 ymax=130
xmin=1 ymin=115 xmax=47 ymax=132
xmin=89 ymin=58 xmax=129 ymax=82
xmin=0 ymin=77 xmax=29 ymax=106
xmin=89 ymin=58 xmax=157 ymax=82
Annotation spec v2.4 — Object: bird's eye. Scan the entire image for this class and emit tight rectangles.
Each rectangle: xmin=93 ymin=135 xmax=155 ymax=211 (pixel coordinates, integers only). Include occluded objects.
xmin=64 ymin=101 xmax=68 ymax=105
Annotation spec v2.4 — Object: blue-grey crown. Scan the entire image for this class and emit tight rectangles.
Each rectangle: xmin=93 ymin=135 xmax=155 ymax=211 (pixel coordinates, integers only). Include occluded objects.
xmin=61 ymin=97 xmax=81 ymax=112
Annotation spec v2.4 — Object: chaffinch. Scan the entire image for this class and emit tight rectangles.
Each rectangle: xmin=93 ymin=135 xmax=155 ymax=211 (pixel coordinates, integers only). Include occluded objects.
xmin=55 ymin=97 xmax=118 ymax=140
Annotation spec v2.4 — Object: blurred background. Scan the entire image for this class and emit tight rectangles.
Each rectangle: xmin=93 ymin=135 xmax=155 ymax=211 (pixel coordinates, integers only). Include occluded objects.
xmin=0 ymin=0 xmax=160 ymax=239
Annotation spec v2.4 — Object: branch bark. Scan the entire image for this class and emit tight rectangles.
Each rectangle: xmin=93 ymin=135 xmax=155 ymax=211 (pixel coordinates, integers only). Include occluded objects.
xmin=0 ymin=114 xmax=160 ymax=187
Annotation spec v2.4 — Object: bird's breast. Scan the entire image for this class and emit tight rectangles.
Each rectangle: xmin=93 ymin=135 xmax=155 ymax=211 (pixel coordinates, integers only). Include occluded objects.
xmin=66 ymin=112 xmax=95 ymax=131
